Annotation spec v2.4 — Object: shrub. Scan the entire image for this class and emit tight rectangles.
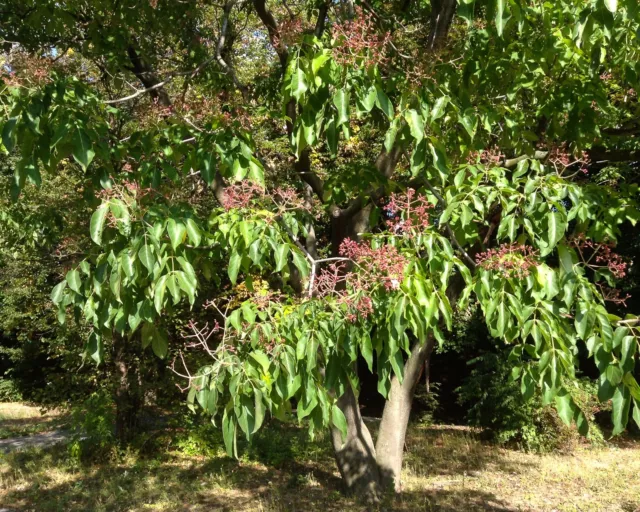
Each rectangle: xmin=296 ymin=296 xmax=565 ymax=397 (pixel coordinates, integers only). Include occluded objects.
xmin=67 ymin=391 xmax=116 ymax=462
xmin=0 ymin=378 xmax=22 ymax=402
xmin=456 ymin=349 xmax=606 ymax=452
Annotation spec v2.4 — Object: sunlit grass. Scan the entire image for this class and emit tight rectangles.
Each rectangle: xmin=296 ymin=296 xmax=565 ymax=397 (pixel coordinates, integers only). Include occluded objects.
xmin=0 ymin=402 xmax=68 ymax=439
xmin=0 ymin=413 xmax=638 ymax=511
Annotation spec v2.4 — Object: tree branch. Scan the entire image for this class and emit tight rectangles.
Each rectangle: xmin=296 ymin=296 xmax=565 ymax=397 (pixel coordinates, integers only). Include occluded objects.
xmin=216 ymin=0 xmax=249 ymax=98
xmin=503 ymin=150 xmax=548 ymax=169
xmin=252 ymin=0 xmax=288 ymax=68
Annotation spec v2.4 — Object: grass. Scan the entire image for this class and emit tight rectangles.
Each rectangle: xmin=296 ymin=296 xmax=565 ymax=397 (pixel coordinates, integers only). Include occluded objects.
xmin=0 ymin=408 xmax=639 ymax=511
xmin=0 ymin=402 xmax=69 ymax=440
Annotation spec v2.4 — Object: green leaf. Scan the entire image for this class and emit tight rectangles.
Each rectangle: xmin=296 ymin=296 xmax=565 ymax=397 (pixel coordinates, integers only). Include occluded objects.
xmin=253 ymin=389 xmax=266 ymax=433
xmin=275 ymin=244 xmax=289 ymax=272
xmin=459 ymin=109 xmax=478 ymax=139
xmin=333 ymin=90 xmax=350 ymax=126
xmin=375 ymin=87 xmax=394 ymax=119
xmin=121 ymin=251 xmax=135 ymax=278
xmin=201 ymin=153 xmax=215 ymax=186
xmin=66 ymin=269 xmax=82 ymax=293
xmin=604 ymin=0 xmax=617 ymax=12
xmin=222 ymin=408 xmax=237 ymax=458
xmin=86 ymin=331 xmax=103 ymax=364
xmin=311 ymin=51 xmax=330 ymax=74
xmin=152 ymin=328 xmax=169 ymax=359
xmin=50 ymin=281 xmax=67 ymax=304
xmin=554 ymin=390 xmax=575 ymax=426
xmin=176 ymin=271 xmax=196 ymax=304
xmin=404 ymin=109 xmax=424 ymax=143
xmin=154 ymin=275 xmax=168 ymax=314
xmin=2 ymin=117 xmax=17 ymax=152
xmin=360 ymin=86 xmax=377 ymax=112
xmin=495 ymin=0 xmax=507 ymax=36
xmin=326 ymin=117 xmax=338 ymax=156
xmin=291 ymin=250 xmax=309 ymax=278
xmin=90 ymin=204 xmax=109 ymax=245
xmin=185 ymin=218 xmax=202 ymax=247
xmin=633 ymin=399 xmax=640 ymax=429
xmin=543 ymin=211 xmax=567 ymax=256
xmin=228 ymin=251 xmax=242 ymax=284
xmin=138 ymin=244 xmax=156 ymax=272
xmin=612 ymin=385 xmax=631 ymax=436
xmin=141 ymin=322 xmax=155 ymax=349
xmin=250 ymin=350 xmax=271 ymax=373
xmin=167 ymin=219 xmax=187 ymax=250
xmin=430 ymin=96 xmax=449 ymax=122
xmin=291 ymin=67 xmax=308 ymax=102
xmin=72 ymin=127 xmax=95 ymax=170
xmin=331 ymin=404 xmax=348 ymax=443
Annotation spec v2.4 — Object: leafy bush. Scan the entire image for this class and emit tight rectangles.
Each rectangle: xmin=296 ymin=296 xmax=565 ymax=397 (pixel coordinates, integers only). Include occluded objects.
xmin=0 ymin=378 xmax=22 ymax=402
xmin=67 ymin=391 xmax=116 ymax=462
xmin=457 ymin=349 xmax=606 ymax=452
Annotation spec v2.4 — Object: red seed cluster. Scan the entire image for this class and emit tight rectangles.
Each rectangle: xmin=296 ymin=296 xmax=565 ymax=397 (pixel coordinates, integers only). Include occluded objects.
xmin=598 ymin=285 xmax=632 ymax=307
xmin=220 ymin=181 xmax=310 ymax=213
xmin=383 ymin=188 xmax=433 ymax=235
xmin=475 ymin=243 xmax=538 ymax=278
xmin=569 ymin=234 xmax=629 ymax=279
xmin=547 ymin=143 xmax=590 ymax=174
xmin=467 ymin=147 xmax=504 ymax=166
xmin=332 ymin=6 xmax=391 ymax=69
xmin=221 ymin=181 xmax=264 ymax=210
xmin=274 ymin=17 xmax=310 ymax=48
xmin=339 ymin=238 xmax=407 ymax=291
xmin=311 ymin=239 xmax=407 ymax=322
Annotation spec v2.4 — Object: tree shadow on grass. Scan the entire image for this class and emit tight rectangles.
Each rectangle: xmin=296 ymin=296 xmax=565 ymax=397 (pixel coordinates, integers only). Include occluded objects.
xmin=0 ymin=424 xmax=528 ymax=512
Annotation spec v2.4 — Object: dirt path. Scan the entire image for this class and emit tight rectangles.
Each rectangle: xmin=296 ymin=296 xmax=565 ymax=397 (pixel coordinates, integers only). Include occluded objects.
xmin=0 ymin=430 xmax=70 ymax=453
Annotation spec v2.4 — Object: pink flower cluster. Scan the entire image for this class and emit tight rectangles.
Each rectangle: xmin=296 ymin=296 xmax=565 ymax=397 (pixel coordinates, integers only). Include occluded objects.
xmin=221 ymin=181 xmax=265 ymax=209
xmin=383 ymin=188 xmax=433 ymax=235
xmin=274 ymin=17 xmax=310 ymax=48
xmin=312 ymin=238 xmax=407 ymax=322
xmin=569 ymin=234 xmax=628 ymax=279
xmin=221 ymin=181 xmax=310 ymax=212
xmin=333 ymin=6 xmax=391 ymax=69
xmin=339 ymin=238 xmax=407 ymax=291
xmin=467 ymin=147 xmax=504 ymax=166
xmin=547 ymin=144 xmax=590 ymax=174
xmin=475 ymin=243 xmax=538 ymax=278
xmin=314 ymin=262 xmax=375 ymax=323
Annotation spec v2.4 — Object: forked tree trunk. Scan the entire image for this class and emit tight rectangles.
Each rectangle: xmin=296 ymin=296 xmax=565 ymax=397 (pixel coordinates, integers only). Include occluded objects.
xmin=330 ymin=337 xmax=435 ymax=500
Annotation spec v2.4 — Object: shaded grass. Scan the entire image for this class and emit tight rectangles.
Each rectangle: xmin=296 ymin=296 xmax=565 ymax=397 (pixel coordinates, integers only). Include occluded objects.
xmin=0 ymin=402 xmax=69 ymax=440
xmin=0 ymin=415 xmax=638 ymax=511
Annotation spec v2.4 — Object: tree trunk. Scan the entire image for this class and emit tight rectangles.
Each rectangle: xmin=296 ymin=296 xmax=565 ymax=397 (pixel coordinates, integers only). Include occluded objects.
xmin=330 ymin=383 xmax=382 ymax=502
xmin=427 ymin=0 xmax=457 ymax=49
xmin=113 ymin=332 xmax=141 ymax=444
xmin=126 ymin=46 xmax=172 ymax=107
xmin=375 ymin=337 xmax=435 ymax=492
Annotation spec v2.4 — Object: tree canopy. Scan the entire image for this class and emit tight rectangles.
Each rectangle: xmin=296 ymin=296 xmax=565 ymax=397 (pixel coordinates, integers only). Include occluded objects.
xmin=2 ymin=0 xmax=640 ymax=500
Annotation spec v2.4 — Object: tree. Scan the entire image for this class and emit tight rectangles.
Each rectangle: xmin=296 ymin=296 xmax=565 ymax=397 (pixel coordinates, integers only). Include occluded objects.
xmin=2 ymin=0 xmax=640 ymax=501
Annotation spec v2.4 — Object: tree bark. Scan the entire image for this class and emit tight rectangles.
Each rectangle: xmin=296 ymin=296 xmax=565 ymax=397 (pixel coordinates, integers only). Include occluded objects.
xmin=113 ymin=332 xmax=141 ymax=444
xmin=126 ymin=46 xmax=172 ymax=106
xmin=330 ymin=382 xmax=382 ymax=502
xmin=427 ymin=0 xmax=457 ymax=50
xmin=375 ymin=337 xmax=435 ymax=492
